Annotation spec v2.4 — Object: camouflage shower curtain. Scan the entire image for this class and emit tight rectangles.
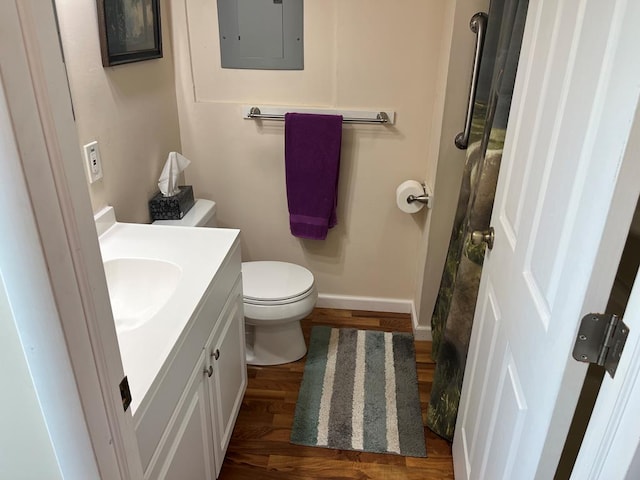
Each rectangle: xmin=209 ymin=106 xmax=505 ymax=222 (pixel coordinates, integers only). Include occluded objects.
xmin=427 ymin=0 xmax=528 ymax=441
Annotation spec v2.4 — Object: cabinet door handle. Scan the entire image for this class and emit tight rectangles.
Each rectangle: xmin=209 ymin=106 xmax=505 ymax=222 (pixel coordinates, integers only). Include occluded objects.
xmin=204 ymin=365 xmax=213 ymax=378
xmin=212 ymin=349 xmax=220 ymax=360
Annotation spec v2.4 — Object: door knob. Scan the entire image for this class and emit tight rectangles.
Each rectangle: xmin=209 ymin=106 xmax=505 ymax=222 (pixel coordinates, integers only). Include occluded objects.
xmin=471 ymin=227 xmax=495 ymax=250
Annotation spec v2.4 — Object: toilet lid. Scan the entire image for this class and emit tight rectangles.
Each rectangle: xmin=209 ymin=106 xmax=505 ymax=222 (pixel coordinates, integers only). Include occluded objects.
xmin=242 ymin=261 xmax=315 ymax=302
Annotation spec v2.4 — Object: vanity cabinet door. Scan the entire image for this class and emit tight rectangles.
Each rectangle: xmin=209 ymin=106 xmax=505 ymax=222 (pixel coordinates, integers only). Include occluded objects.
xmin=150 ymin=351 xmax=215 ymax=480
xmin=206 ymin=284 xmax=247 ymax=478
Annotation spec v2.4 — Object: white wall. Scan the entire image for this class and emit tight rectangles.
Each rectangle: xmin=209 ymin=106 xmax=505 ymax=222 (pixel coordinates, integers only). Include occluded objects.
xmin=56 ymin=0 xmax=182 ymax=223
xmin=171 ymin=0 xmax=450 ymax=304
xmin=415 ymin=0 xmax=490 ymax=328
xmin=0 ymin=270 xmax=63 ymax=480
xmin=56 ymin=0 xmax=470 ymax=323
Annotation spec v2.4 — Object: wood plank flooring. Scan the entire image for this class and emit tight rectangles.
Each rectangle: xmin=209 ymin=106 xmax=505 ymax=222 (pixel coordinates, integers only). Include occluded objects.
xmin=219 ymin=308 xmax=454 ymax=480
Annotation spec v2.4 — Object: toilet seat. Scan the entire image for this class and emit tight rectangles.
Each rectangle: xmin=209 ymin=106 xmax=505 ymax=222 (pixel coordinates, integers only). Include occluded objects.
xmin=242 ymin=261 xmax=315 ymax=305
xmin=243 ymin=290 xmax=314 ymax=306
xmin=242 ymin=261 xmax=317 ymax=330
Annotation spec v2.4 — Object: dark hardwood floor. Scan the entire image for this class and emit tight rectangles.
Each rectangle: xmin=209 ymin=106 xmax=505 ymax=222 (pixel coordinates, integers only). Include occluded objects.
xmin=219 ymin=308 xmax=454 ymax=479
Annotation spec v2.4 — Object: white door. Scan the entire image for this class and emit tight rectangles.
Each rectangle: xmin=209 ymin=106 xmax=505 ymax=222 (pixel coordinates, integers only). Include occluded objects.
xmin=207 ymin=286 xmax=247 ymax=476
xmin=571 ymin=266 xmax=640 ymax=479
xmin=453 ymin=1 xmax=640 ymax=479
xmin=151 ymin=351 xmax=215 ymax=480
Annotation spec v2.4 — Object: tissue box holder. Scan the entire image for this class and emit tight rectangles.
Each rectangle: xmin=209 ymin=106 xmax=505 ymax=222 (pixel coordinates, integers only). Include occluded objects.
xmin=149 ymin=185 xmax=195 ymax=221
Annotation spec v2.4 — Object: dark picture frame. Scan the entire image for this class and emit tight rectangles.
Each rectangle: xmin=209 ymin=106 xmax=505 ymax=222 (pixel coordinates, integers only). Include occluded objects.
xmin=96 ymin=0 xmax=162 ymax=67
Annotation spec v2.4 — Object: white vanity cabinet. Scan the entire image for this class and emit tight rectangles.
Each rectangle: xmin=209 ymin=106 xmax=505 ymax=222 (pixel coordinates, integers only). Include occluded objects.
xmin=134 ymin=242 xmax=247 ymax=480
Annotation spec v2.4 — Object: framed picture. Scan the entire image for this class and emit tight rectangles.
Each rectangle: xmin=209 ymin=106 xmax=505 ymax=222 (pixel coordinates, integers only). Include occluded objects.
xmin=96 ymin=0 xmax=163 ymax=67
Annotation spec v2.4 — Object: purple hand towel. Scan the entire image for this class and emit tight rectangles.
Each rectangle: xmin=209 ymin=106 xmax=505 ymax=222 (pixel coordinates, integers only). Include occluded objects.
xmin=285 ymin=113 xmax=343 ymax=240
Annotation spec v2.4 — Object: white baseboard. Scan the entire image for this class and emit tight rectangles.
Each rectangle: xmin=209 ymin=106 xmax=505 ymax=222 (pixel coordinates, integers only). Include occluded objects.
xmin=411 ymin=302 xmax=432 ymax=341
xmin=316 ymin=294 xmax=432 ymax=341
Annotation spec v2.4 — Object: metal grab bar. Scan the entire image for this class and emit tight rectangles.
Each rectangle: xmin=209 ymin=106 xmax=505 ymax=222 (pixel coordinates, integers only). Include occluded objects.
xmin=248 ymin=107 xmax=390 ymax=124
xmin=455 ymin=12 xmax=488 ymax=150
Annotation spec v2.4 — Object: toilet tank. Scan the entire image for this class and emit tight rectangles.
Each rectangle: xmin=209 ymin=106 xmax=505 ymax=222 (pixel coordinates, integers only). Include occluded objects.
xmin=152 ymin=199 xmax=217 ymax=227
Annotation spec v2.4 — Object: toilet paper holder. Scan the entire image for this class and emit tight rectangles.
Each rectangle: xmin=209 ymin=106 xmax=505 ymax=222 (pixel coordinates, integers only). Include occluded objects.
xmin=406 ymin=183 xmax=432 ymax=209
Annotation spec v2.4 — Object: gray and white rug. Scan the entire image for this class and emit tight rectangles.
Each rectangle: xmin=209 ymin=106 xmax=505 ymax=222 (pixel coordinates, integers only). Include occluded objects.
xmin=290 ymin=326 xmax=427 ymax=457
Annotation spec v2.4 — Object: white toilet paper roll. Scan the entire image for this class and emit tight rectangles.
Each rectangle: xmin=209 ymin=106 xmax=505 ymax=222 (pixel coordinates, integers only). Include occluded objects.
xmin=396 ymin=180 xmax=425 ymax=213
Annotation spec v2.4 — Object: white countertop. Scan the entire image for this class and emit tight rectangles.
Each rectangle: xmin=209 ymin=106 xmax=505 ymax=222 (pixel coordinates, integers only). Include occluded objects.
xmin=97 ymin=210 xmax=239 ymax=413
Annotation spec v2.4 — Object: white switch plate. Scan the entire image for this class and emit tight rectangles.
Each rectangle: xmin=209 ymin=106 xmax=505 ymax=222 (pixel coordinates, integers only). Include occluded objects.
xmin=83 ymin=140 xmax=103 ymax=183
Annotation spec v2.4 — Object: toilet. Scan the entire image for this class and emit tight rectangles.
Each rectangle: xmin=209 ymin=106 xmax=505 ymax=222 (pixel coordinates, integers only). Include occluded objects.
xmin=153 ymin=199 xmax=316 ymax=365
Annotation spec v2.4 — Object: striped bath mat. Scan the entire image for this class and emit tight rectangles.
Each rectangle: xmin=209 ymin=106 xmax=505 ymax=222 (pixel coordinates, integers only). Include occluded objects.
xmin=290 ymin=326 xmax=426 ymax=457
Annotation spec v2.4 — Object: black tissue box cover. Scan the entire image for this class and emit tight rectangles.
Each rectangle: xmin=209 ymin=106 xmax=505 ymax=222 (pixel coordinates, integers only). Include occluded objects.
xmin=149 ymin=185 xmax=195 ymax=221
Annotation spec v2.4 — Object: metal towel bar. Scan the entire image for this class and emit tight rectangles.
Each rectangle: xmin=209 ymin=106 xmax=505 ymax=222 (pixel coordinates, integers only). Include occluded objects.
xmin=247 ymin=107 xmax=390 ymax=124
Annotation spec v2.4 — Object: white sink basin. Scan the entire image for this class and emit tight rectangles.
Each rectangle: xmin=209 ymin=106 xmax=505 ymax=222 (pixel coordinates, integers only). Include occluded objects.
xmin=95 ymin=205 xmax=240 ymax=413
xmin=104 ymin=258 xmax=182 ymax=332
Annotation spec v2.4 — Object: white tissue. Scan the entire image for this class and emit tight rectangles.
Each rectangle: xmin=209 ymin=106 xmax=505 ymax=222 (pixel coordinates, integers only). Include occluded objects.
xmin=158 ymin=152 xmax=191 ymax=197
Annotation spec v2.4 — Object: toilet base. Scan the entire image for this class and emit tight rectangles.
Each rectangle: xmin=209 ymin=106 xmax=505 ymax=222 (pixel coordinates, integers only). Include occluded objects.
xmin=245 ymin=321 xmax=307 ymax=365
